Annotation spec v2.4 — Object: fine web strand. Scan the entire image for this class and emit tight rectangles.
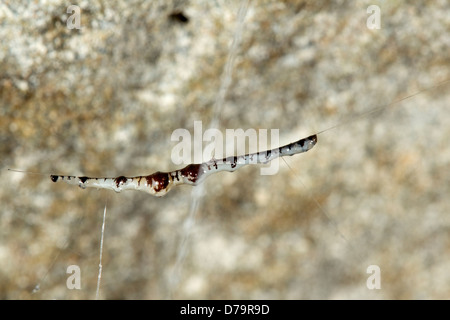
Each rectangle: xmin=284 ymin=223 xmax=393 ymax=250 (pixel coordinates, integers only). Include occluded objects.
xmin=31 ymin=248 xmax=63 ymax=294
xmin=209 ymin=0 xmax=250 ymax=131
xmin=281 ymin=157 xmax=365 ymax=263
xmin=95 ymin=201 xmax=107 ymax=300
xmin=28 ymin=221 xmax=76 ymax=295
xmin=314 ymin=78 xmax=450 ymax=136
xmin=275 ymin=77 xmax=450 ymax=281
xmin=166 ymin=185 xmax=204 ymax=299
xmin=167 ymin=0 xmax=251 ymax=297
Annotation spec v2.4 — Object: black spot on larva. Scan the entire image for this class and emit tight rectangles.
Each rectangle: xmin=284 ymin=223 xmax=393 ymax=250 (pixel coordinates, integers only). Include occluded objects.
xmin=50 ymin=175 xmax=58 ymax=182
xmin=230 ymin=156 xmax=238 ymax=169
xmin=170 ymin=171 xmax=180 ymax=182
xmin=79 ymin=176 xmax=88 ymax=183
xmin=266 ymin=150 xmax=271 ymax=159
xmin=114 ymin=176 xmax=127 ymax=188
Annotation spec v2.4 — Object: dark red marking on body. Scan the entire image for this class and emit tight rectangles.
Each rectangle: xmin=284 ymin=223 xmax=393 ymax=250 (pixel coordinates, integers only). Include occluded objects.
xmin=179 ymin=164 xmax=203 ymax=183
xmin=146 ymin=171 xmax=170 ymax=192
xmin=114 ymin=176 xmax=127 ymax=188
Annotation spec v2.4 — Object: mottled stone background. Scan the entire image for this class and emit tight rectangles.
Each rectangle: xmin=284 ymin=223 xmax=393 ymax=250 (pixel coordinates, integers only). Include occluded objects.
xmin=1 ymin=0 xmax=449 ymax=299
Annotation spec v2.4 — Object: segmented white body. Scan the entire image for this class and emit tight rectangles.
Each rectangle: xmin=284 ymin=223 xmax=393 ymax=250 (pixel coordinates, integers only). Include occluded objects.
xmin=50 ymin=134 xmax=317 ymax=197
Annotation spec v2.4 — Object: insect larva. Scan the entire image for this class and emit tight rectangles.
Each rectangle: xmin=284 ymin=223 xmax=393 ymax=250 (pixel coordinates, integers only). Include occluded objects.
xmin=47 ymin=135 xmax=317 ymax=196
